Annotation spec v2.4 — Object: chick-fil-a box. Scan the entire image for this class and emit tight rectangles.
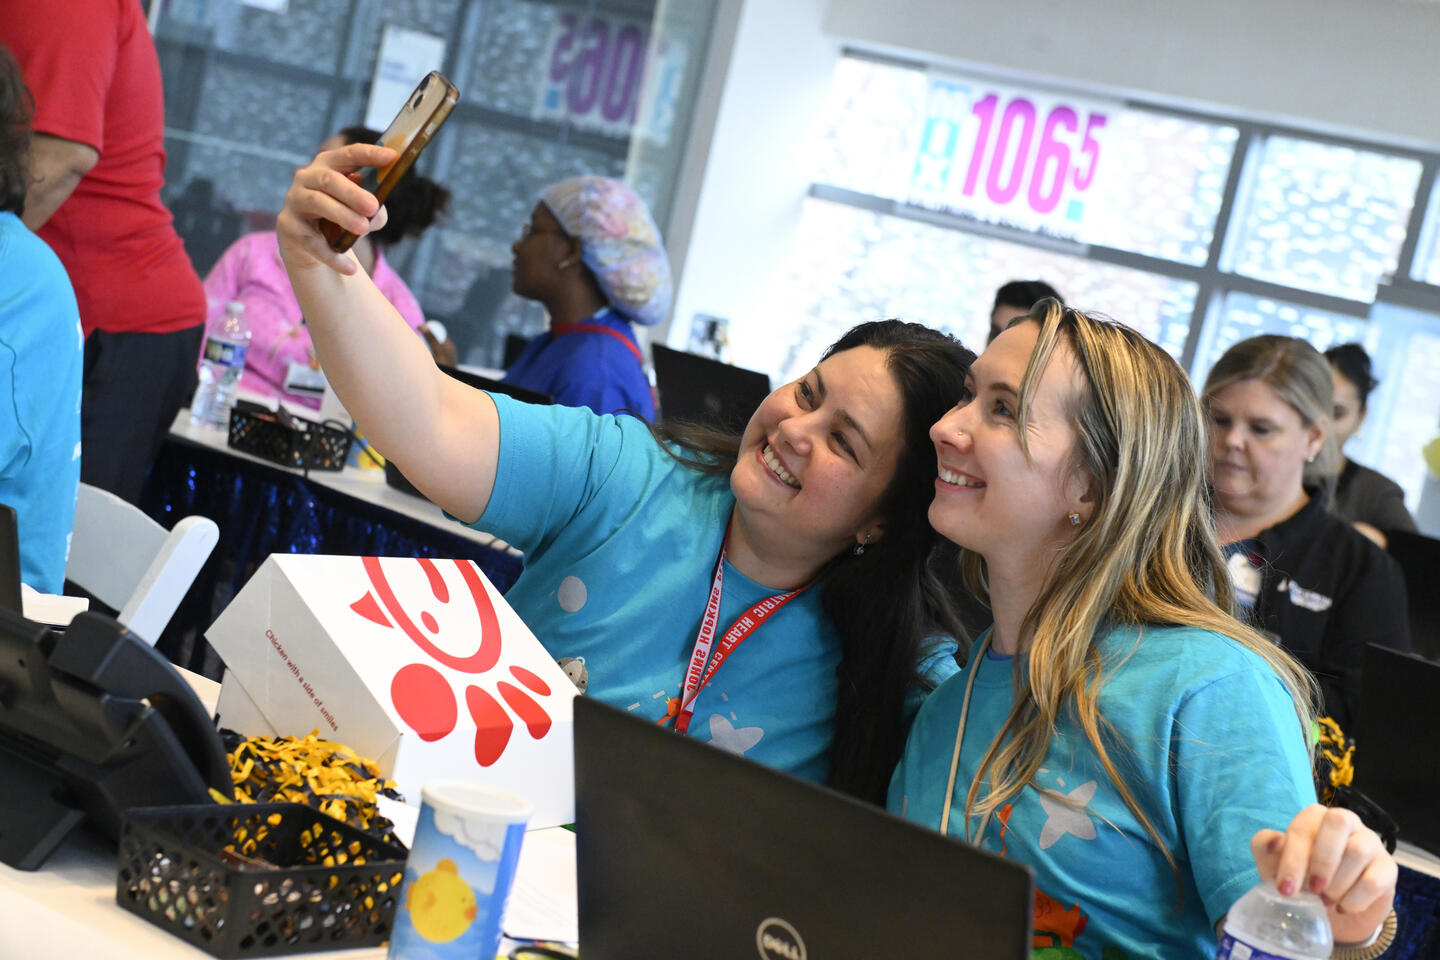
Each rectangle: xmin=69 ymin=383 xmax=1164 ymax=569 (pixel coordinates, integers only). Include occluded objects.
xmin=207 ymin=554 xmax=576 ymax=827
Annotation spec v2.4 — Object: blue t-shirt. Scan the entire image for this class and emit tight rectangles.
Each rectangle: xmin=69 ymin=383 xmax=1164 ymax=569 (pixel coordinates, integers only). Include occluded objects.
xmin=889 ymin=623 xmax=1316 ymax=959
xmin=502 ymin=307 xmax=654 ymax=420
xmin=0 ymin=212 xmax=82 ymax=593
xmin=468 ymin=395 xmax=846 ymax=781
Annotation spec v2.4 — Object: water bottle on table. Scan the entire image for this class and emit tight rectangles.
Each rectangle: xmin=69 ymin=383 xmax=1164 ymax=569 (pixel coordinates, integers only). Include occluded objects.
xmin=190 ymin=300 xmax=251 ymax=429
xmin=1216 ymin=881 xmax=1332 ymax=959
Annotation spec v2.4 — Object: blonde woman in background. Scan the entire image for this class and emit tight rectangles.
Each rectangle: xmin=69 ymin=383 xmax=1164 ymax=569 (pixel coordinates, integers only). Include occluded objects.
xmin=1204 ymin=335 xmax=1409 ymax=732
xmin=890 ymin=304 xmax=1398 ymax=959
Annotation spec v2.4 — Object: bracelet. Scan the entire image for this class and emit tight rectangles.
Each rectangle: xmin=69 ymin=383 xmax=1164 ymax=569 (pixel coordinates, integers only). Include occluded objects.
xmin=1331 ymin=908 xmax=1398 ymax=959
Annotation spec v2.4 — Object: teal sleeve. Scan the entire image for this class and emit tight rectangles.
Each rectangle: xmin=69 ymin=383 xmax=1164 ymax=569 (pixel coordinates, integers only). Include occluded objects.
xmin=1174 ymin=665 xmax=1317 ymax=927
xmin=463 ymin=393 xmax=657 ymax=557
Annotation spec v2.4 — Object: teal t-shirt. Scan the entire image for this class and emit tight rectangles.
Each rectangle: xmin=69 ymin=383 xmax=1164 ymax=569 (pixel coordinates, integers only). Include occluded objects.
xmin=469 ymin=395 xmax=851 ymax=782
xmin=0 ymin=212 xmax=82 ymax=594
xmin=889 ymin=623 xmax=1316 ymax=959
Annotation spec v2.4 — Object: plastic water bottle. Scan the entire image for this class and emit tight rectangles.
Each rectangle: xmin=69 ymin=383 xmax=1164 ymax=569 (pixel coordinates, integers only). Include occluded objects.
xmin=1216 ymin=883 xmax=1332 ymax=960
xmin=190 ymin=300 xmax=251 ymax=429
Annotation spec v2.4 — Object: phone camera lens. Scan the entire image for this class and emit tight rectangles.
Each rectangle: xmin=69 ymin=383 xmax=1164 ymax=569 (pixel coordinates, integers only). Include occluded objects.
xmin=412 ymin=93 xmax=423 ymax=109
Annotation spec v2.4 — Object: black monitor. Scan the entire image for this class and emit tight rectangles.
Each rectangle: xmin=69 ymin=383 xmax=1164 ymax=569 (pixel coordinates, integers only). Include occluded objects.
xmin=0 ymin=608 xmax=232 ymax=870
xmin=651 ymin=344 xmax=772 ymax=434
xmin=1354 ymin=643 xmax=1440 ymax=856
xmin=1386 ymin=529 xmax=1440 ymax=661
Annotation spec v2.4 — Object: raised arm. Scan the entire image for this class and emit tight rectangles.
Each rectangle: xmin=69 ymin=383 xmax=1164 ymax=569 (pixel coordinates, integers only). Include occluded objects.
xmin=276 ymin=144 xmax=498 ymax=523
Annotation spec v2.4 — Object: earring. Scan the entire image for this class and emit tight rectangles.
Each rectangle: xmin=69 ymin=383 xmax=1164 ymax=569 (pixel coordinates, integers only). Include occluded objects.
xmin=853 ymin=532 xmax=871 ymax=556
xmin=1067 ymin=512 xmax=1082 ymax=526
xmin=1306 ymin=453 xmax=1316 ymax=464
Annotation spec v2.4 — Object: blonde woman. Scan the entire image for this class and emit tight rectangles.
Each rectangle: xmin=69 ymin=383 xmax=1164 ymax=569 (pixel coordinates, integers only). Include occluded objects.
xmin=1204 ymin=335 xmax=1409 ymax=732
xmin=890 ymin=304 xmax=1398 ymax=958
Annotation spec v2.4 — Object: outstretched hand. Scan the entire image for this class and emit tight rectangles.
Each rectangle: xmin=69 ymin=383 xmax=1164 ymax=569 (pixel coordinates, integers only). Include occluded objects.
xmin=1251 ymin=804 xmax=1396 ymax=945
xmin=276 ymin=142 xmax=396 ymax=276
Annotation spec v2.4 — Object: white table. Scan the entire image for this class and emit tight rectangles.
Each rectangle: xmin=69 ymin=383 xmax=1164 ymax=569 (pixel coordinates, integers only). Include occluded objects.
xmin=0 ymin=670 xmax=577 ymax=958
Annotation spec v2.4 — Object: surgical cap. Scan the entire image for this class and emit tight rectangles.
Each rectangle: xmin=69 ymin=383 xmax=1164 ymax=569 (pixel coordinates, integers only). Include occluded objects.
xmin=540 ymin=176 xmax=673 ymax=327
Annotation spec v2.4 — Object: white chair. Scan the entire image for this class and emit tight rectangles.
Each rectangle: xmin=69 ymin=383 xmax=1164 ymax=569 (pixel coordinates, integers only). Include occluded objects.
xmin=64 ymin=482 xmax=220 ymax=647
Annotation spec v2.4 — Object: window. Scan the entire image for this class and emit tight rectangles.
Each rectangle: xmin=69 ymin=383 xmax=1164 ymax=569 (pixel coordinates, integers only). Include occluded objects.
xmin=1227 ymin=137 xmax=1422 ymax=301
xmin=782 ymin=52 xmax=1440 ymax=522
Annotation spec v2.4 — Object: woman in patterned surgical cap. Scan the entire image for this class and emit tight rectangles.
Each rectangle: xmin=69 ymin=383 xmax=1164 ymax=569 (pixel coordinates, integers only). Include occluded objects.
xmin=501 ymin=176 xmax=672 ymax=420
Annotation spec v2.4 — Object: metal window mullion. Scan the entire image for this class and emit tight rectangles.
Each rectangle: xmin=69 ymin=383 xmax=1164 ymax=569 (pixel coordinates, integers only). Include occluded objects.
xmin=1392 ymin=159 xmax=1438 ymax=284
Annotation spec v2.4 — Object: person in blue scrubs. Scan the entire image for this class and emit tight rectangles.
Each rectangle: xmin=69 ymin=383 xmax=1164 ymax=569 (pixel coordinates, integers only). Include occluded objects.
xmin=502 ymin=176 xmax=670 ymax=419
xmin=890 ymin=301 xmax=1398 ymax=958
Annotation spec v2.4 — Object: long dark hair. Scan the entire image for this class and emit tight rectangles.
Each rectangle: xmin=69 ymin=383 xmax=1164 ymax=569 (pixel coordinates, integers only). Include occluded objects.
xmin=653 ymin=320 xmax=975 ymax=803
xmin=0 ymin=46 xmax=33 ymax=217
xmin=336 ymin=125 xmax=450 ymax=248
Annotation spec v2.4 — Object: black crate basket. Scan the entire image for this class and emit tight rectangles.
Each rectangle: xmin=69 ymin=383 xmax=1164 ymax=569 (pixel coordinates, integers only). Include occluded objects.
xmin=117 ymin=803 xmax=408 ymax=958
xmin=227 ymin=403 xmax=352 ymax=472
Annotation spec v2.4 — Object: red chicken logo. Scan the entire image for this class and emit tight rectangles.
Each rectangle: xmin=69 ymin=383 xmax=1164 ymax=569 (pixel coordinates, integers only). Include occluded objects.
xmin=350 ymin=557 xmax=555 ymax=767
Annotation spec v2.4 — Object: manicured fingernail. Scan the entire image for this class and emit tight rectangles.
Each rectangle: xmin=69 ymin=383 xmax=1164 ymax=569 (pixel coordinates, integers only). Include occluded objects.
xmin=1267 ymin=836 xmax=1283 ymax=854
xmin=1279 ymin=877 xmax=1296 ymax=897
xmin=1309 ymin=874 xmax=1325 ymax=893
xmin=1321 ymin=894 xmax=1335 ymax=907
xmin=1336 ymin=903 xmax=1346 ymax=914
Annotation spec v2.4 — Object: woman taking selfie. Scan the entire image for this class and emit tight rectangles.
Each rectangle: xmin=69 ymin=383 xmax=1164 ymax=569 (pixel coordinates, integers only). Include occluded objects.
xmin=1203 ymin=335 xmax=1409 ymax=732
xmin=274 ymin=141 xmax=972 ymax=801
xmin=890 ymin=304 xmax=1398 ymax=958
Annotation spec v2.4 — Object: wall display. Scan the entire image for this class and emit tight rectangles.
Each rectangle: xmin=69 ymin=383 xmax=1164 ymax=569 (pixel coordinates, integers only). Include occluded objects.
xmin=909 ymin=75 xmax=1116 ymax=241
xmin=534 ymin=9 xmax=689 ymax=144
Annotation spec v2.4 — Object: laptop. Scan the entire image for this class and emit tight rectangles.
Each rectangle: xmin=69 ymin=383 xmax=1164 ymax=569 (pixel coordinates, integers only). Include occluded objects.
xmin=383 ymin=365 xmax=553 ymax=497
xmin=1385 ymin=529 xmax=1440 ymax=661
xmin=1354 ymin=643 xmax=1440 ymax=856
xmin=572 ymin=696 xmax=1034 ymax=960
xmin=651 ymin=343 xmax=772 ymax=434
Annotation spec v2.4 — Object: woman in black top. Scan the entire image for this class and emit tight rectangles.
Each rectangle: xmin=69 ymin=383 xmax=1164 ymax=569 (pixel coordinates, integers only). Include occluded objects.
xmin=1204 ymin=335 xmax=1409 ymax=733
xmin=1324 ymin=342 xmax=1417 ymax=548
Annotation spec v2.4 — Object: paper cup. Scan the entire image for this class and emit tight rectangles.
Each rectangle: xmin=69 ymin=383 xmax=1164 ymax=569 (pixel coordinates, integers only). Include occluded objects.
xmin=388 ymin=781 xmax=533 ymax=960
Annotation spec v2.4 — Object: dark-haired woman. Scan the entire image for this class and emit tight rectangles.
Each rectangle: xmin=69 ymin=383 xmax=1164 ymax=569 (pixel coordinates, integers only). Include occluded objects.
xmin=201 ymin=125 xmax=452 ymax=409
xmin=1325 ymin=342 xmax=1416 ymax=548
xmin=273 ymin=140 xmax=976 ymax=801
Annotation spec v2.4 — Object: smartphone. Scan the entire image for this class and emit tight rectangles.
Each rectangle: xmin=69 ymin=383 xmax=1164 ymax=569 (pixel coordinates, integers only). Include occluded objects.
xmin=320 ymin=70 xmax=459 ymax=253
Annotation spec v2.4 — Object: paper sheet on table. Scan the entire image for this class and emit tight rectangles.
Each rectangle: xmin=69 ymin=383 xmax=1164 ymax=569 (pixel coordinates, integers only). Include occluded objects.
xmin=376 ymin=797 xmax=579 ymax=944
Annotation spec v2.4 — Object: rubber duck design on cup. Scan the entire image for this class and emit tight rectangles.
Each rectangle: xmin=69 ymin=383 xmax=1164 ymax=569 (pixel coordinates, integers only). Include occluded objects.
xmin=350 ymin=556 xmax=557 ymax=766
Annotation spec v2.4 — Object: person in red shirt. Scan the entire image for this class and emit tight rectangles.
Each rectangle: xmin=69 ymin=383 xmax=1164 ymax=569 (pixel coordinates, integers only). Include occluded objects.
xmin=0 ymin=0 xmax=206 ymax=504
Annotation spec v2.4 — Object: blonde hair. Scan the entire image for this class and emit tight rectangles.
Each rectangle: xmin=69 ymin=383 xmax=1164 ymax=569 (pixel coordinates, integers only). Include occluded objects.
xmin=961 ymin=302 xmax=1319 ymax=889
xmin=1201 ymin=334 xmax=1340 ymax=486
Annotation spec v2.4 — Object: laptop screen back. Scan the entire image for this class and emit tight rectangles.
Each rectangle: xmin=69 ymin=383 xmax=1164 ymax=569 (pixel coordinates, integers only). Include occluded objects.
xmin=1354 ymin=643 xmax=1440 ymax=856
xmin=651 ymin=344 xmax=771 ymax=434
xmin=572 ymin=696 xmax=1033 ymax=960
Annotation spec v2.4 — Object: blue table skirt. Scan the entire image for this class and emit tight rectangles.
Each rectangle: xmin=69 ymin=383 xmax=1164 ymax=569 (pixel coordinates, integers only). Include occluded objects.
xmin=140 ymin=437 xmax=523 ymax=677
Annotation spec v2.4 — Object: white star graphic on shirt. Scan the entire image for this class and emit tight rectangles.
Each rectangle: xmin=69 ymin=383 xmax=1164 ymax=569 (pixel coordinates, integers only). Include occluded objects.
xmin=705 ymin=714 xmax=763 ymax=756
xmin=1037 ymin=780 xmax=1098 ymax=850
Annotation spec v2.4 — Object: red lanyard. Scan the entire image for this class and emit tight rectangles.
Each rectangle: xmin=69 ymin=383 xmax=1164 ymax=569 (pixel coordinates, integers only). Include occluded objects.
xmin=551 ymin=321 xmax=644 ymax=365
xmin=661 ymin=527 xmax=812 ymax=734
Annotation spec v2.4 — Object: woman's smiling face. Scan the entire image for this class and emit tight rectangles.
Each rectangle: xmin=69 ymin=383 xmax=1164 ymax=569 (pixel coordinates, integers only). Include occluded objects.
xmin=928 ymin=321 xmax=1089 ymax=570
xmin=730 ymin=344 xmax=904 ymax=560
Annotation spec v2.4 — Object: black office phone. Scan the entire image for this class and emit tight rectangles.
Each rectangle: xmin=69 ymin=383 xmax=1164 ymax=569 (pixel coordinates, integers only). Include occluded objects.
xmin=0 ymin=607 xmax=232 ymax=870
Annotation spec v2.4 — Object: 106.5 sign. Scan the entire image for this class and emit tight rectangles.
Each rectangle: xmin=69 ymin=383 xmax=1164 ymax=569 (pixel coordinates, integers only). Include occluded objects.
xmin=909 ymin=77 xmax=1113 ymax=239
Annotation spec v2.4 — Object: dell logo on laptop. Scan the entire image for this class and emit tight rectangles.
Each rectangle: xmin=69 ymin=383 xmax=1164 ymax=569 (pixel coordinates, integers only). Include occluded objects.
xmin=756 ymin=917 xmax=807 ymax=960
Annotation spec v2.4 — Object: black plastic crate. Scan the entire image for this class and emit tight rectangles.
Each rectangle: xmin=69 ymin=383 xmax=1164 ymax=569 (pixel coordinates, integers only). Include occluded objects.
xmin=117 ymin=803 xmax=407 ymax=958
xmin=227 ymin=403 xmax=352 ymax=472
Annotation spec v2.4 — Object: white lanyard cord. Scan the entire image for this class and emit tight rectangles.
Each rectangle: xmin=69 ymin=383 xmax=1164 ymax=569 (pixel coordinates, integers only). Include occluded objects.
xmin=939 ymin=632 xmax=996 ymax=843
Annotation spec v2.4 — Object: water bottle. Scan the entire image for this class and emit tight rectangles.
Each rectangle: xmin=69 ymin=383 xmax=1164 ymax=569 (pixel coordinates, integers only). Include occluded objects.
xmin=1216 ymin=882 xmax=1332 ymax=960
xmin=190 ymin=300 xmax=251 ymax=429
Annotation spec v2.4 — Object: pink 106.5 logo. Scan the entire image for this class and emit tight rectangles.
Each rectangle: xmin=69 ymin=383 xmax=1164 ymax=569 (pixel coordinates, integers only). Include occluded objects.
xmin=350 ymin=557 xmax=556 ymax=767
xmin=910 ymin=78 xmax=1112 ymax=236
